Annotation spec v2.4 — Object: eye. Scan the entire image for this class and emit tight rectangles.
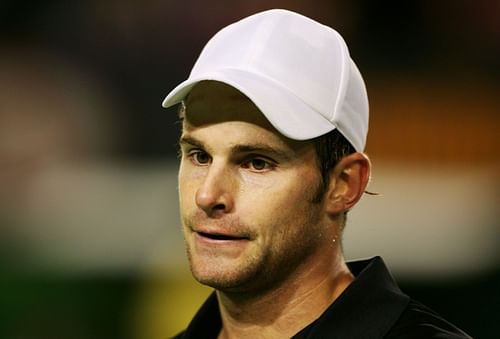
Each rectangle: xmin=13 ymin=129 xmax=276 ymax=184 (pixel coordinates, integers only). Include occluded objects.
xmin=244 ymin=158 xmax=275 ymax=172
xmin=189 ymin=150 xmax=211 ymax=165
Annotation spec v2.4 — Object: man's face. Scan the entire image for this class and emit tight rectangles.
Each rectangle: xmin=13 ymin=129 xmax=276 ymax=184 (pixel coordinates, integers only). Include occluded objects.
xmin=178 ymin=82 xmax=336 ymax=293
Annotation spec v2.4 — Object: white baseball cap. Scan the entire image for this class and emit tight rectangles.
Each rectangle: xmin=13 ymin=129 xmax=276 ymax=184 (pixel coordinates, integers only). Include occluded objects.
xmin=162 ymin=9 xmax=369 ymax=151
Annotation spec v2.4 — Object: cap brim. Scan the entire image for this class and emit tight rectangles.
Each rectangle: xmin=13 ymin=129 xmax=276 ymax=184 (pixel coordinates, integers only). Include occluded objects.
xmin=162 ymin=69 xmax=335 ymax=141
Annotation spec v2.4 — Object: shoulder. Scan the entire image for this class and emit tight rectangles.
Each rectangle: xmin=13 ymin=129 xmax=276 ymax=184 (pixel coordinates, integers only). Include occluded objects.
xmin=385 ymin=299 xmax=472 ymax=338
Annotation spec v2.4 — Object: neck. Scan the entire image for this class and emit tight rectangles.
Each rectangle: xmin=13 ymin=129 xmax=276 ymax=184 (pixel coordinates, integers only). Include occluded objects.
xmin=216 ymin=250 xmax=353 ymax=339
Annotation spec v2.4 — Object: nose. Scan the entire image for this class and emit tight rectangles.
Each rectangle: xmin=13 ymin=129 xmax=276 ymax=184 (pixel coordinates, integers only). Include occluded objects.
xmin=195 ymin=164 xmax=235 ymax=217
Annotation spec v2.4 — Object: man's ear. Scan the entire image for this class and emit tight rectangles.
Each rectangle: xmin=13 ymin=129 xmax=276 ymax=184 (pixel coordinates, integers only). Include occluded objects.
xmin=325 ymin=152 xmax=371 ymax=214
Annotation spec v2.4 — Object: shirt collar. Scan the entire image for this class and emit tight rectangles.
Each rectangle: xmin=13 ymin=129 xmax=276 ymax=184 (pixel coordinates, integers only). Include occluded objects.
xmin=293 ymin=256 xmax=410 ymax=338
xmin=180 ymin=292 xmax=221 ymax=339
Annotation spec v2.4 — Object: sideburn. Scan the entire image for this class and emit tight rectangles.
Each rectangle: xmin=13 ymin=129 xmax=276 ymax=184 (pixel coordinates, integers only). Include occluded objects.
xmin=309 ymin=174 xmax=328 ymax=204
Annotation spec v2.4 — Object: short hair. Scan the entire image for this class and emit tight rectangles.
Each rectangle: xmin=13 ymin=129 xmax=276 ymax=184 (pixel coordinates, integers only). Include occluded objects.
xmin=312 ymin=130 xmax=356 ymax=199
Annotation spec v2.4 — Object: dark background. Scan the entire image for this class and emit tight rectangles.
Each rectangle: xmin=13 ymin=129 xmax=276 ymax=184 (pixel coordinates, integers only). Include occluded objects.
xmin=1 ymin=1 xmax=499 ymax=338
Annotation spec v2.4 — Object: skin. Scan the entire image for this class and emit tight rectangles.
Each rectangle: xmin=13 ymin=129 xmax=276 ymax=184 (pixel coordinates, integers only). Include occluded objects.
xmin=178 ymin=81 xmax=371 ymax=338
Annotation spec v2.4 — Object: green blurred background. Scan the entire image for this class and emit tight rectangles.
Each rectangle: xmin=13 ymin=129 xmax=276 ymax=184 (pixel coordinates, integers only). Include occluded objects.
xmin=1 ymin=1 xmax=499 ymax=338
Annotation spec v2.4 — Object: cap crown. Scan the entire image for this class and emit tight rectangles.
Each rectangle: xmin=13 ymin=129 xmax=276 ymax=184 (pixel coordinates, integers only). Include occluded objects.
xmin=164 ymin=9 xmax=368 ymax=151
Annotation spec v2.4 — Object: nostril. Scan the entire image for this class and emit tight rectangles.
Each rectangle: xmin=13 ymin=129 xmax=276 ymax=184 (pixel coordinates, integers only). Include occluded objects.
xmin=213 ymin=203 xmax=226 ymax=210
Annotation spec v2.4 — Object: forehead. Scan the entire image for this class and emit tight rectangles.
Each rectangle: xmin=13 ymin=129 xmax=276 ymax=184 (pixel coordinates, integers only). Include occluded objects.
xmin=181 ymin=81 xmax=313 ymax=152
xmin=183 ymin=81 xmax=274 ymax=130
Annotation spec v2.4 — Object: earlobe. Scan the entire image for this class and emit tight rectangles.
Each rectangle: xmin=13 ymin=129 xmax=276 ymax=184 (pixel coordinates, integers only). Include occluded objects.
xmin=326 ymin=153 xmax=371 ymax=214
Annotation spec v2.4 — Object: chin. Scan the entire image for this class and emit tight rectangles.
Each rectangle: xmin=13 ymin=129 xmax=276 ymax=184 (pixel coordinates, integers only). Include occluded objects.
xmin=192 ymin=267 xmax=241 ymax=289
xmin=189 ymin=261 xmax=260 ymax=292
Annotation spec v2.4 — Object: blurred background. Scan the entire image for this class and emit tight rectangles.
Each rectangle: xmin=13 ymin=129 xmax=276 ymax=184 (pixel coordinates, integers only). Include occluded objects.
xmin=1 ymin=1 xmax=499 ymax=338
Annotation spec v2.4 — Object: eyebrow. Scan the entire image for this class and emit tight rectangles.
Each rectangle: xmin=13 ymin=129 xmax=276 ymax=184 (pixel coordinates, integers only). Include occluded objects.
xmin=179 ymin=135 xmax=204 ymax=149
xmin=179 ymin=135 xmax=293 ymax=160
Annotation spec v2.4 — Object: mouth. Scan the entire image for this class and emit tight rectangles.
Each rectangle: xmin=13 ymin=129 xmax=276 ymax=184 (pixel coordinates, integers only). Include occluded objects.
xmin=196 ymin=231 xmax=250 ymax=241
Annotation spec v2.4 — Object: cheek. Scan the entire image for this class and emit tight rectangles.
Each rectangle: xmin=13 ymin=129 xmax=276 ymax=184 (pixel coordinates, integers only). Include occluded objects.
xmin=239 ymin=171 xmax=278 ymax=190
xmin=178 ymin=166 xmax=200 ymax=211
xmin=241 ymin=173 xmax=321 ymax=231
xmin=179 ymin=159 xmax=208 ymax=183
xmin=178 ymin=158 xmax=208 ymax=187
xmin=239 ymin=166 xmax=319 ymax=197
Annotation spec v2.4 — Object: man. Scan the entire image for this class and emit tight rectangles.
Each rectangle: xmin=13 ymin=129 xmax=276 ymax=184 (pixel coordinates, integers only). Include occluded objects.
xmin=162 ymin=9 xmax=471 ymax=338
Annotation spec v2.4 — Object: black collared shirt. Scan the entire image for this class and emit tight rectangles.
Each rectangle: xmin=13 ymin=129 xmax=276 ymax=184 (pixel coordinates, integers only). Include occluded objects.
xmin=174 ymin=257 xmax=472 ymax=338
